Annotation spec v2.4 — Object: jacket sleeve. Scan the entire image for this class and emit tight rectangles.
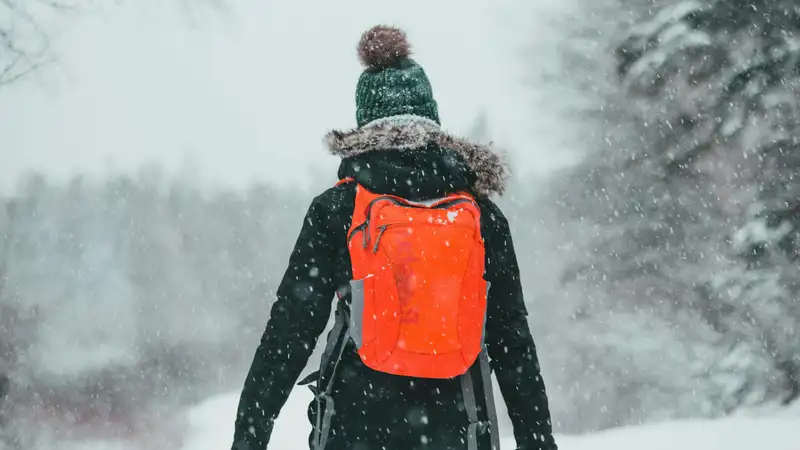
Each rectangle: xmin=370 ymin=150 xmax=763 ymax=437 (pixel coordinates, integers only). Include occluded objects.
xmin=231 ymin=195 xmax=338 ymax=450
xmin=481 ymin=200 xmax=558 ymax=450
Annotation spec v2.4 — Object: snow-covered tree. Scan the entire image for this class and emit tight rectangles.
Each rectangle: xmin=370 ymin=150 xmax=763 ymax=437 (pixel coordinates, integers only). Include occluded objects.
xmin=0 ymin=168 xmax=309 ymax=445
xmin=559 ymin=0 xmax=800 ymax=421
xmin=617 ymin=0 xmax=800 ymax=405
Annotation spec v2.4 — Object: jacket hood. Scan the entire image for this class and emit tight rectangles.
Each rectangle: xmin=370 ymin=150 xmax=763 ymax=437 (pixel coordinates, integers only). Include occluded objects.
xmin=324 ymin=116 xmax=509 ymax=198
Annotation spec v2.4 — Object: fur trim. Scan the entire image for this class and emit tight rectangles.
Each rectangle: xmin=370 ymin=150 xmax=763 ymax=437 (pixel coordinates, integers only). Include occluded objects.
xmin=325 ymin=118 xmax=509 ymax=196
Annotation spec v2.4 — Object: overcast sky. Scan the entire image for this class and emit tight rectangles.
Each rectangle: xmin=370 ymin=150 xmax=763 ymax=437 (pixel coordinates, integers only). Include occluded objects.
xmin=0 ymin=0 xmax=581 ymax=193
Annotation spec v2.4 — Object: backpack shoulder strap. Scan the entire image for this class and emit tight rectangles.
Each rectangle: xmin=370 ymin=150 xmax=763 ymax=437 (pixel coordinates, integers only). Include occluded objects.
xmin=311 ymin=301 xmax=351 ymax=450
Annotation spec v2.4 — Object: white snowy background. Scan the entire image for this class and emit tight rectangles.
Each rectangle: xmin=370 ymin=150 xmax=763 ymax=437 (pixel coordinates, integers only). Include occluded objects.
xmin=1 ymin=0 xmax=799 ymax=449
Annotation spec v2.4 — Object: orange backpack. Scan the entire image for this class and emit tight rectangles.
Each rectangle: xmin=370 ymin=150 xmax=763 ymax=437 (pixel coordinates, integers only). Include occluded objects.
xmin=345 ymin=180 xmax=488 ymax=378
xmin=306 ymin=178 xmax=500 ymax=450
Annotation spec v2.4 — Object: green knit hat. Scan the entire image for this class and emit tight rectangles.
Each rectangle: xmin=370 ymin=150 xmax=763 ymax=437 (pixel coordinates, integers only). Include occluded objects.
xmin=355 ymin=25 xmax=440 ymax=128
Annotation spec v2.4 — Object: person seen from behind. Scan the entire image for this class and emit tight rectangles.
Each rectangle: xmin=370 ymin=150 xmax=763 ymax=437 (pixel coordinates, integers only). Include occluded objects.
xmin=230 ymin=25 xmax=558 ymax=450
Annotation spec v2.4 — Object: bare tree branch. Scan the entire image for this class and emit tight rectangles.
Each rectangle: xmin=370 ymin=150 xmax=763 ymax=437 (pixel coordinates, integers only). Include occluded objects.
xmin=0 ymin=0 xmax=226 ymax=86
xmin=0 ymin=54 xmax=54 ymax=86
xmin=0 ymin=0 xmax=54 ymax=86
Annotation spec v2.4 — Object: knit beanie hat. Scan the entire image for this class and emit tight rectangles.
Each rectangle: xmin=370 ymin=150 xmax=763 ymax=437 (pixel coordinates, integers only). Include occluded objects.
xmin=355 ymin=25 xmax=440 ymax=128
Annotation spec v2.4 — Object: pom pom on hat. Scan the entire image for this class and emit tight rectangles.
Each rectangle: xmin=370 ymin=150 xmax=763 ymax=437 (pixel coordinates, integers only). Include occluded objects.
xmin=357 ymin=25 xmax=411 ymax=70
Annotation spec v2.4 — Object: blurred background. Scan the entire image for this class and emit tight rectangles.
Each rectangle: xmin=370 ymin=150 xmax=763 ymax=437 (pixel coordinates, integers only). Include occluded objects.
xmin=0 ymin=0 xmax=799 ymax=449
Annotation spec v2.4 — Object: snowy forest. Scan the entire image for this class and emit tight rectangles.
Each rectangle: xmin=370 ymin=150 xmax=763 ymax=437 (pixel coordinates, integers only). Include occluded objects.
xmin=1 ymin=0 xmax=799 ymax=449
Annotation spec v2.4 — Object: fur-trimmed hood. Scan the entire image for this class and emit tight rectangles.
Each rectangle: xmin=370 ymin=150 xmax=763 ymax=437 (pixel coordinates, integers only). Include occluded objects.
xmin=324 ymin=117 xmax=509 ymax=196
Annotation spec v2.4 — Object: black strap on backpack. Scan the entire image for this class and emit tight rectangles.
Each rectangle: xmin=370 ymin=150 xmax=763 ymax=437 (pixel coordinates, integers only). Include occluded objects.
xmin=296 ymin=299 xmax=351 ymax=450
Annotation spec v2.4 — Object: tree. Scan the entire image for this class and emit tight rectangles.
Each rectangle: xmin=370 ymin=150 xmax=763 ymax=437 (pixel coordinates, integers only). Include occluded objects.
xmin=558 ymin=0 xmax=800 ymax=421
xmin=0 ymin=0 xmax=225 ymax=86
xmin=0 ymin=166 xmax=312 ymax=446
xmin=0 ymin=0 xmax=80 ymax=85
xmin=617 ymin=0 xmax=800 ymax=406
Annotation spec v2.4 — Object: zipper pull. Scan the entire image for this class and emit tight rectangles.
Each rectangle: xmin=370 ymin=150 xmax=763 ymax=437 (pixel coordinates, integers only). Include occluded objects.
xmin=372 ymin=225 xmax=389 ymax=253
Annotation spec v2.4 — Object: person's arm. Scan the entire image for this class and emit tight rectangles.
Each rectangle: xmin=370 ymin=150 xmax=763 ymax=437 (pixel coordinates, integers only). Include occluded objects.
xmin=231 ymin=195 xmax=338 ymax=450
xmin=480 ymin=200 xmax=558 ymax=450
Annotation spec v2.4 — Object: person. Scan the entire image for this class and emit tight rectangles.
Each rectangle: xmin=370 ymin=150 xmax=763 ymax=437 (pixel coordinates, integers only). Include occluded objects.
xmin=230 ymin=25 xmax=557 ymax=450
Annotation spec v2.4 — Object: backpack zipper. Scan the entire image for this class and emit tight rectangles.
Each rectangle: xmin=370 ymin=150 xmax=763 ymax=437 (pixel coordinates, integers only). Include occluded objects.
xmin=347 ymin=196 xmax=402 ymax=249
xmin=348 ymin=222 xmax=368 ymax=247
xmin=372 ymin=224 xmax=390 ymax=253
xmin=430 ymin=198 xmax=476 ymax=210
xmin=348 ymin=196 xmax=479 ymax=249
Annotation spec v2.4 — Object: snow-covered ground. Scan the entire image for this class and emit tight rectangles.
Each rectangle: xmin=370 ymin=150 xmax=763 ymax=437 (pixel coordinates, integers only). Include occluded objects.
xmin=181 ymin=388 xmax=800 ymax=450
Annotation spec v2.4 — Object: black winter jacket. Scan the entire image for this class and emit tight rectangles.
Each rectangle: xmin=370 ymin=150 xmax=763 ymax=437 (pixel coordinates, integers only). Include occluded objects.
xmin=230 ymin=119 xmax=557 ymax=450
